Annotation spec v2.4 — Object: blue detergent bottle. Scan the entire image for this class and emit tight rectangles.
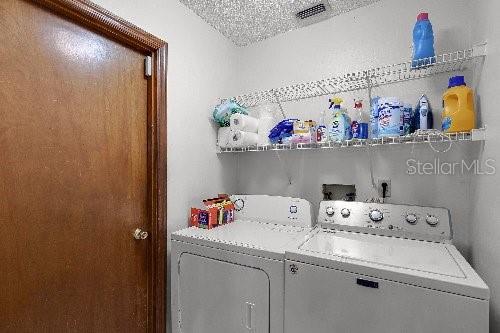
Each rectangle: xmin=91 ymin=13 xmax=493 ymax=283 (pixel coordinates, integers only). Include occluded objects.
xmin=412 ymin=12 xmax=435 ymax=68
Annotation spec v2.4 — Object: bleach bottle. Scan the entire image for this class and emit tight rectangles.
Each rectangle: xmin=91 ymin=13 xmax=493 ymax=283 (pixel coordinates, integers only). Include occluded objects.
xmin=442 ymin=76 xmax=476 ymax=133
xmin=412 ymin=12 xmax=435 ymax=68
xmin=351 ymin=100 xmax=369 ymax=139
xmin=413 ymin=95 xmax=433 ymax=130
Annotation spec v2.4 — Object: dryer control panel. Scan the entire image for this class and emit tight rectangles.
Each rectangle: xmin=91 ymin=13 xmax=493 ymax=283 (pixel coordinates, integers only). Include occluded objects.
xmin=318 ymin=201 xmax=451 ymax=243
xmin=231 ymin=195 xmax=313 ymax=227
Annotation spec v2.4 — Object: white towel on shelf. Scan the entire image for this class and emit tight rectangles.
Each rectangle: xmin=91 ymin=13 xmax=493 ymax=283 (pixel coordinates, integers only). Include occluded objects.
xmin=217 ymin=127 xmax=232 ymax=148
xmin=230 ymin=113 xmax=259 ymax=133
xmin=230 ymin=129 xmax=259 ymax=148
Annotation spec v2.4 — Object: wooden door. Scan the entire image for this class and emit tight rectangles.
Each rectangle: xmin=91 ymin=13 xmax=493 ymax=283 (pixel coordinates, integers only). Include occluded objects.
xmin=0 ymin=0 xmax=167 ymax=331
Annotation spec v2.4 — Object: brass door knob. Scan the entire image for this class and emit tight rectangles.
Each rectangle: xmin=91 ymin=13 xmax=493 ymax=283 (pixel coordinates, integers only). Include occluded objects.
xmin=133 ymin=228 xmax=148 ymax=240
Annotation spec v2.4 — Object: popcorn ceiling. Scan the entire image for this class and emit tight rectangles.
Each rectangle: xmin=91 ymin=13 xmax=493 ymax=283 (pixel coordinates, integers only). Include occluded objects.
xmin=179 ymin=0 xmax=381 ymax=46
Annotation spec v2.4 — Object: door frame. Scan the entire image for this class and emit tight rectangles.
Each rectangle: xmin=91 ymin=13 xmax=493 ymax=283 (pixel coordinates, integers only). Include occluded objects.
xmin=31 ymin=0 xmax=168 ymax=331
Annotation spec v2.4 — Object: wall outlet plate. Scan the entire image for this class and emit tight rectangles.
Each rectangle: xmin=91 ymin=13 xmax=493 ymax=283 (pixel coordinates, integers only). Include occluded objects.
xmin=377 ymin=179 xmax=391 ymax=198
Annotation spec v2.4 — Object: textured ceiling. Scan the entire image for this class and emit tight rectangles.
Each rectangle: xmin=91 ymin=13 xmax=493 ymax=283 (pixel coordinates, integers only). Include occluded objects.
xmin=179 ymin=0 xmax=381 ymax=46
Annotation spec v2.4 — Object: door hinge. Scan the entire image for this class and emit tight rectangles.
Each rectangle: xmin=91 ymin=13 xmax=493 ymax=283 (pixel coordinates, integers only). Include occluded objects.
xmin=144 ymin=56 xmax=152 ymax=77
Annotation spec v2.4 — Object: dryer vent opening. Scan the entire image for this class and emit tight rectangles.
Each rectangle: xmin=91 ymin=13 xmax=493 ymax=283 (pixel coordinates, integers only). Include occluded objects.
xmin=295 ymin=3 xmax=327 ymax=20
xmin=322 ymin=184 xmax=356 ymax=201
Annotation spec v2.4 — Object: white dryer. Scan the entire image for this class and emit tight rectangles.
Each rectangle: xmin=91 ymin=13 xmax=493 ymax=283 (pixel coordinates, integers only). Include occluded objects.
xmin=171 ymin=195 xmax=313 ymax=333
xmin=285 ymin=200 xmax=489 ymax=333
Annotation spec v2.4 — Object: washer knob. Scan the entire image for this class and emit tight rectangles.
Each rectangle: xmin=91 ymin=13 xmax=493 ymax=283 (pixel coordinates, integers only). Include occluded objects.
xmin=326 ymin=206 xmax=335 ymax=217
xmin=369 ymin=209 xmax=384 ymax=222
xmin=405 ymin=213 xmax=418 ymax=224
xmin=426 ymin=215 xmax=439 ymax=226
xmin=341 ymin=208 xmax=350 ymax=218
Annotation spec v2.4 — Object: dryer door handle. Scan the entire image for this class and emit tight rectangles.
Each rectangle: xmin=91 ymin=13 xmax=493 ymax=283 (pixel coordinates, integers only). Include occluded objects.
xmin=242 ymin=301 xmax=255 ymax=331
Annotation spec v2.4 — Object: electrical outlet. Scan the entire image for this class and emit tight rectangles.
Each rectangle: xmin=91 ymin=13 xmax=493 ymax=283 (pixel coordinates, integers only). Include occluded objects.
xmin=377 ymin=179 xmax=391 ymax=198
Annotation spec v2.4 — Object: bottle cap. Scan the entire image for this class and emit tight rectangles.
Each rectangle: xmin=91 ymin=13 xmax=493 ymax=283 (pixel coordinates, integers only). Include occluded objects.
xmin=448 ymin=76 xmax=466 ymax=88
xmin=329 ymin=97 xmax=343 ymax=109
xmin=417 ymin=12 xmax=429 ymax=21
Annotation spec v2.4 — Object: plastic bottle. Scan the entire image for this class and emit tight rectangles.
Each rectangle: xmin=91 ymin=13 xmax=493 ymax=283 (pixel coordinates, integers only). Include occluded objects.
xmin=370 ymin=96 xmax=380 ymax=139
xmin=316 ymin=108 xmax=328 ymax=143
xmin=328 ymin=97 xmax=352 ymax=142
xmin=413 ymin=95 xmax=433 ymax=130
xmin=412 ymin=12 xmax=435 ymax=68
xmin=402 ymin=104 xmax=414 ymax=135
xmin=351 ymin=100 xmax=369 ymax=139
xmin=441 ymin=76 xmax=476 ymax=133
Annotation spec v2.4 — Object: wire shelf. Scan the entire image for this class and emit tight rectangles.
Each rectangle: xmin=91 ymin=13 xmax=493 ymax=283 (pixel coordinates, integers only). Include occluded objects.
xmin=217 ymin=128 xmax=486 ymax=153
xmin=225 ymin=44 xmax=487 ymax=108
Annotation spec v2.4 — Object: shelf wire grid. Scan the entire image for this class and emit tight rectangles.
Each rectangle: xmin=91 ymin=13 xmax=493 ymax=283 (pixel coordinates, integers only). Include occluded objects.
xmin=217 ymin=128 xmax=486 ymax=153
xmin=226 ymin=45 xmax=485 ymax=108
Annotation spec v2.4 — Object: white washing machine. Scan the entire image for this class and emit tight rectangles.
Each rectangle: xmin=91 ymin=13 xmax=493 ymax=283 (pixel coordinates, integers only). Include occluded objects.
xmin=285 ymin=200 xmax=490 ymax=333
xmin=171 ymin=195 xmax=313 ymax=333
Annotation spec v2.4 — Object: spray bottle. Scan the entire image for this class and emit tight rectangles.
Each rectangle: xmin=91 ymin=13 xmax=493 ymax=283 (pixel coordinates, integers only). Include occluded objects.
xmin=328 ymin=97 xmax=352 ymax=142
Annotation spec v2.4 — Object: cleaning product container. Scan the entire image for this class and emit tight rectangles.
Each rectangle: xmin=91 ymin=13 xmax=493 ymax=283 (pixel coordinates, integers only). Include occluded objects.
xmin=402 ymin=104 xmax=414 ymax=135
xmin=351 ymin=100 xmax=369 ymax=139
xmin=378 ymin=97 xmax=402 ymax=137
xmin=442 ymin=76 xmax=476 ymax=133
xmin=328 ymin=97 xmax=352 ymax=142
xmin=412 ymin=12 xmax=435 ymax=68
xmin=414 ymin=95 xmax=433 ymax=130
xmin=370 ymin=96 xmax=380 ymax=138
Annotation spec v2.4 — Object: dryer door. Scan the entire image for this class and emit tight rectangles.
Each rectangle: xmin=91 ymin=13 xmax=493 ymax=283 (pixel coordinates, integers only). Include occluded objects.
xmin=178 ymin=253 xmax=270 ymax=333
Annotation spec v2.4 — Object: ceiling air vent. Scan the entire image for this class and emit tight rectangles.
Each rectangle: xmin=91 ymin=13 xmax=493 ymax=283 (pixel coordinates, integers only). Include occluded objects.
xmin=296 ymin=3 xmax=327 ymax=20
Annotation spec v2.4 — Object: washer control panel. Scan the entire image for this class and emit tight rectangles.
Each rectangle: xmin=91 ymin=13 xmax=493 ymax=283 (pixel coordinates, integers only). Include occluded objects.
xmin=318 ymin=201 xmax=451 ymax=242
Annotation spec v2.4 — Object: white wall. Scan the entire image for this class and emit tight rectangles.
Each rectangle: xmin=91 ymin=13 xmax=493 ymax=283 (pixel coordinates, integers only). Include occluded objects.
xmin=90 ymin=0 xmax=239 ymax=330
xmin=471 ymin=0 xmax=500 ymax=330
xmin=233 ymin=0 xmax=477 ymax=255
xmin=232 ymin=0 xmax=500 ymax=330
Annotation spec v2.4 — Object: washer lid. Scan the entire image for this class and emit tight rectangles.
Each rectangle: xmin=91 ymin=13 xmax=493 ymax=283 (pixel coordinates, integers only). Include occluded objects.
xmin=300 ymin=230 xmax=463 ymax=277
xmin=287 ymin=229 xmax=489 ymax=300
xmin=172 ymin=220 xmax=312 ymax=260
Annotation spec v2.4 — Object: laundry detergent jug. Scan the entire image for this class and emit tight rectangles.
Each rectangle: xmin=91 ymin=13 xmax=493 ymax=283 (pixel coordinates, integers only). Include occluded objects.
xmin=412 ymin=12 xmax=435 ymax=68
xmin=441 ymin=76 xmax=476 ymax=133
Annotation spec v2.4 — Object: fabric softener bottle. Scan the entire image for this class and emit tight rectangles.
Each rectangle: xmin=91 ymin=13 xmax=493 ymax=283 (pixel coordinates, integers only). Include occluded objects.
xmin=412 ymin=12 xmax=435 ymax=68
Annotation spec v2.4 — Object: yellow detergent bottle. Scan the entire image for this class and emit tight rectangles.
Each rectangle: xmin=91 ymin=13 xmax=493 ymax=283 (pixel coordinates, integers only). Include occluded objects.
xmin=441 ymin=76 xmax=476 ymax=133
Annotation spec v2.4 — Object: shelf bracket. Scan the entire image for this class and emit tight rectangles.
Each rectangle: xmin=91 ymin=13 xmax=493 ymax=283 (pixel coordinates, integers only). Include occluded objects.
xmin=363 ymin=70 xmax=377 ymax=190
xmin=473 ymin=42 xmax=488 ymax=57
xmin=272 ymin=89 xmax=287 ymax=119
xmin=471 ymin=127 xmax=487 ymax=141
